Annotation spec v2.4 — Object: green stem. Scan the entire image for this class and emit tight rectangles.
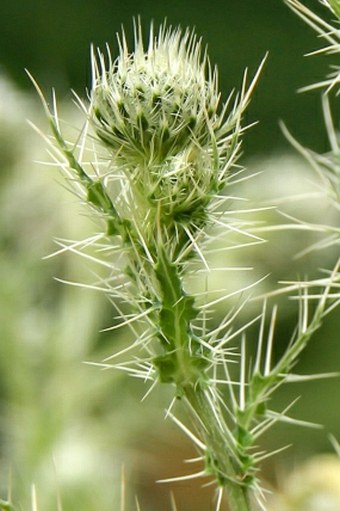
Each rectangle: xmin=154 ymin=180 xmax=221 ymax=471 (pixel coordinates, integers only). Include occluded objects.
xmin=154 ymin=247 xmax=252 ymax=511
xmin=183 ymin=384 xmax=252 ymax=511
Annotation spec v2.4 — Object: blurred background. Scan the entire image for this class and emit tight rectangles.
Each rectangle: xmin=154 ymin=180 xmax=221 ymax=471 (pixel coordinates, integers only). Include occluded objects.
xmin=0 ymin=1 xmax=339 ymax=510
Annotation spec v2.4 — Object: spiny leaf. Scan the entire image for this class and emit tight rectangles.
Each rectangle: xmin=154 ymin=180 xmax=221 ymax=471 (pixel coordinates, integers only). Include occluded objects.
xmin=155 ymin=246 xmax=199 ymax=350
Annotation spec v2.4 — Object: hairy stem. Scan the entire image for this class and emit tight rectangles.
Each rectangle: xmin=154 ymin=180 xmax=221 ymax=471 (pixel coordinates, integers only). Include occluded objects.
xmin=153 ymin=246 xmax=253 ymax=511
xmin=184 ymin=384 xmax=252 ymax=511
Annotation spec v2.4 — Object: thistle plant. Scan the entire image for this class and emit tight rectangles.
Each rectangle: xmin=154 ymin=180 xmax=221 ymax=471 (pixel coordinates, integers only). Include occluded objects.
xmin=29 ymin=8 xmax=340 ymax=511
xmin=280 ymin=0 xmax=340 ymax=256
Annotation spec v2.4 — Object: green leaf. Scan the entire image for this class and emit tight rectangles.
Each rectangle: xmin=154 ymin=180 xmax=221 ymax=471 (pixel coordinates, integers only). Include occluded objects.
xmin=155 ymin=247 xmax=198 ymax=351
xmin=106 ymin=217 xmax=120 ymax=236
xmin=153 ymin=354 xmax=176 ymax=383
xmin=153 ymin=248 xmax=210 ymax=385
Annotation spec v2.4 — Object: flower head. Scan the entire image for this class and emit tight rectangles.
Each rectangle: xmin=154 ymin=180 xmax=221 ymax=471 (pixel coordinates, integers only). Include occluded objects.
xmin=89 ymin=20 xmax=259 ymax=224
xmin=90 ymin=21 xmax=220 ymax=167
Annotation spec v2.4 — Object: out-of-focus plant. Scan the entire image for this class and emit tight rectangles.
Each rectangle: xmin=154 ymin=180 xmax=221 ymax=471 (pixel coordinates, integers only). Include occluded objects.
xmin=268 ymin=455 xmax=340 ymax=510
xmin=279 ymin=0 xmax=340 ymax=252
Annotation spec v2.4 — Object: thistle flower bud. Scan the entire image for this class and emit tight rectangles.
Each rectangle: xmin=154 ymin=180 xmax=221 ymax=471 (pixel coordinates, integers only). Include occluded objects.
xmin=89 ymin=20 xmax=250 ymax=225
xmin=90 ymin=21 xmax=220 ymax=167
